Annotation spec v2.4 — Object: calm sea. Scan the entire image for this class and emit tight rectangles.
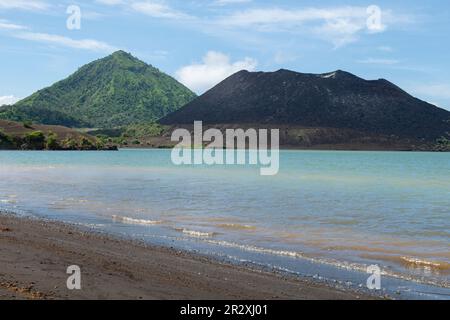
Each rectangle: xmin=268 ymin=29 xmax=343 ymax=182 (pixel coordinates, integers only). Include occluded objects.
xmin=1 ymin=149 xmax=449 ymax=299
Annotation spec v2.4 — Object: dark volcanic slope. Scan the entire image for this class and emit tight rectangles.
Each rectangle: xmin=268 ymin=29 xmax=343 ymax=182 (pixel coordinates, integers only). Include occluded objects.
xmin=160 ymin=69 xmax=450 ymax=140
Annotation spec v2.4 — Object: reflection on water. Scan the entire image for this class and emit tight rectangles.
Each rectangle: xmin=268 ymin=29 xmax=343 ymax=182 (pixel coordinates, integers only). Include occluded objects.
xmin=0 ymin=149 xmax=449 ymax=297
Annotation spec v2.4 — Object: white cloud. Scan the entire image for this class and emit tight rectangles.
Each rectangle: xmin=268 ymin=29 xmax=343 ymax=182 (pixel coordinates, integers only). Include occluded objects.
xmin=89 ymin=2 xmax=413 ymax=49
xmin=0 ymin=18 xmax=117 ymax=53
xmin=0 ymin=19 xmax=27 ymax=30
xmin=14 ymin=32 xmax=118 ymax=53
xmin=218 ymin=7 xmax=365 ymax=27
xmin=357 ymin=58 xmax=399 ymax=65
xmin=176 ymin=51 xmax=257 ymax=93
xmin=0 ymin=95 xmax=21 ymax=106
xmin=95 ymin=0 xmax=124 ymax=5
xmin=95 ymin=0 xmax=193 ymax=20
xmin=214 ymin=0 xmax=252 ymax=5
xmin=131 ymin=1 xmax=192 ymax=19
xmin=0 ymin=0 xmax=49 ymax=11
xmin=92 ymin=3 xmax=411 ymax=49
xmin=215 ymin=6 xmax=412 ymax=48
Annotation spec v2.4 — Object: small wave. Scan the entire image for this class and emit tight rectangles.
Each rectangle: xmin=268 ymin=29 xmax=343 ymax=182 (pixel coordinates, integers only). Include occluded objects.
xmin=216 ymin=223 xmax=257 ymax=231
xmin=203 ymin=240 xmax=450 ymax=289
xmin=324 ymin=244 xmax=412 ymax=255
xmin=50 ymin=198 xmax=90 ymax=208
xmin=175 ymin=228 xmax=216 ymax=238
xmin=401 ymin=257 xmax=450 ymax=272
xmin=61 ymin=198 xmax=89 ymax=203
xmin=206 ymin=217 xmax=245 ymax=223
xmin=205 ymin=239 xmax=305 ymax=258
xmin=0 ymin=199 xmax=16 ymax=204
xmin=360 ymin=253 xmax=450 ymax=274
xmin=112 ymin=215 xmax=162 ymax=226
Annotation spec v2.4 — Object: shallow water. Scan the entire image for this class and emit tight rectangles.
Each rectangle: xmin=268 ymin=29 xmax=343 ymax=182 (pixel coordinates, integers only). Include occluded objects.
xmin=0 ymin=149 xmax=449 ymax=299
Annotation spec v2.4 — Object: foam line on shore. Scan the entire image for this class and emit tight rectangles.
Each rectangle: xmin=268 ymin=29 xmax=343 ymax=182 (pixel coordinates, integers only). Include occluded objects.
xmin=112 ymin=215 xmax=163 ymax=226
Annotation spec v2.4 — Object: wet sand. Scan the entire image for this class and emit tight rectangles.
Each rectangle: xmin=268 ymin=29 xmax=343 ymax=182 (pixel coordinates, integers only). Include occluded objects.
xmin=0 ymin=213 xmax=373 ymax=300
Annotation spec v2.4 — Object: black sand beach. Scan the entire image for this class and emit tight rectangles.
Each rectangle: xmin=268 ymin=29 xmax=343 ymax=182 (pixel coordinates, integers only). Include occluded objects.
xmin=0 ymin=213 xmax=374 ymax=300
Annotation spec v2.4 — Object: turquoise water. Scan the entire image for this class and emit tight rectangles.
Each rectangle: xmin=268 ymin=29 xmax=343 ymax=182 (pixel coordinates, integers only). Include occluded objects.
xmin=1 ymin=149 xmax=449 ymax=299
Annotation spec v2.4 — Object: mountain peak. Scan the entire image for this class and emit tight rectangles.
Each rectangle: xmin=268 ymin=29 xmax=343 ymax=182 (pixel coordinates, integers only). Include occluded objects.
xmin=161 ymin=67 xmax=450 ymax=141
xmin=111 ymin=50 xmax=136 ymax=59
xmin=112 ymin=49 xmax=128 ymax=55
xmin=275 ymin=68 xmax=294 ymax=73
xmin=317 ymin=70 xmax=359 ymax=80
xmin=108 ymin=50 xmax=142 ymax=64
xmin=233 ymin=68 xmax=360 ymax=80
xmin=89 ymin=50 xmax=159 ymax=74
xmin=0 ymin=52 xmax=197 ymax=128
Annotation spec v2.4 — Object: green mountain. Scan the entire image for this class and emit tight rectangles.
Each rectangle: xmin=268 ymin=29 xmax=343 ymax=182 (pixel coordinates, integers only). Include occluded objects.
xmin=0 ymin=51 xmax=196 ymax=128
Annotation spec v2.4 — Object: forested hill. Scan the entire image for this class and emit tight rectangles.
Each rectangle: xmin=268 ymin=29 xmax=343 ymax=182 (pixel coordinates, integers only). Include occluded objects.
xmin=0 ymin=51 xmax=196 ymax=128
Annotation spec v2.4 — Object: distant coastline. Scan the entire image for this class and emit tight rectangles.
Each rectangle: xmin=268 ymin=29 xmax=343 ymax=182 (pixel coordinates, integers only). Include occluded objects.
xmin=2 ymin=52 xmax=449 ymax=153
xmin=111 ymin=124 xmax=450 ymax=152
xmin=0 ymin=119 xmax=117 ymax=151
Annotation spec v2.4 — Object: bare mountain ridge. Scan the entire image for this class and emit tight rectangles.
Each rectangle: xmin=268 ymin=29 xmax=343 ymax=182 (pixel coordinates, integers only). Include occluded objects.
xmin=160 ymin=69 xmax=450 ymax=142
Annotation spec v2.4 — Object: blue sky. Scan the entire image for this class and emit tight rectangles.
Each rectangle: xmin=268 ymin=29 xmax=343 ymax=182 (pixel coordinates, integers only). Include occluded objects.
xmin=0 ymin=0 xmax=449 ymax=110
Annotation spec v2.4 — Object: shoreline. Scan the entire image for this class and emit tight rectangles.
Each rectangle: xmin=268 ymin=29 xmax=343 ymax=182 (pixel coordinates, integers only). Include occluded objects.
xmin=0 ymin=212 xmax=376 ymax=300
xmin=2 ymin=146 xmax=449 ymax=152
xmin=119 ymin=146 xmax=450 ymax=153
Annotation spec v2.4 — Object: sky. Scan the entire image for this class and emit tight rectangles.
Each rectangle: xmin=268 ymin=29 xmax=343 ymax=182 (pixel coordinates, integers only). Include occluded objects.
xmin=0 ymin=0 xmax=449 ymax=110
